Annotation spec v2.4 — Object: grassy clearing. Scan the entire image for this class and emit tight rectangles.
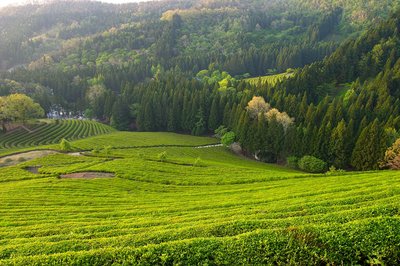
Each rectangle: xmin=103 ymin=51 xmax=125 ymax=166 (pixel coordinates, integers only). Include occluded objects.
xmin=0 ymin=132 xmax=399 ymax=264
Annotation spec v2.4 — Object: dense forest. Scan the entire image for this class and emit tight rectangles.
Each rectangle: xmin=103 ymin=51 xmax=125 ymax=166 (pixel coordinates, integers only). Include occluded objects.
xmin=2 ymin=0 xmax=400 ymax=171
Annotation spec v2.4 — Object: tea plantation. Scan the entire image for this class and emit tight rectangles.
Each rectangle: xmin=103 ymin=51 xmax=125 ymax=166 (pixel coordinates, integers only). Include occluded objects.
xmin=0 ymin=120 xmax=115 ymax=151
xmin=0 ymin=132 xmax=400 ymax=265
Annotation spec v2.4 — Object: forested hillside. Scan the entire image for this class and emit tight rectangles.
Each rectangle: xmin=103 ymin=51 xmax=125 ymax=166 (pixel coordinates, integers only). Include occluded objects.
xmin=1 ymin=0 xmax=400 ymax=171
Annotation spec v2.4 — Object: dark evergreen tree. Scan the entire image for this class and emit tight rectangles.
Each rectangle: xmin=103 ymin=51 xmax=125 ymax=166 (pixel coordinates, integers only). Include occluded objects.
xmin=208 ymin=97 xmax=219 ymax=131
xmin=110 ymin=98 xmax=131 ymax=131
xmin=329 ymin=119 xmax=348 ymax=168
xmin=351 ymin=119 xmax=387 ymax=170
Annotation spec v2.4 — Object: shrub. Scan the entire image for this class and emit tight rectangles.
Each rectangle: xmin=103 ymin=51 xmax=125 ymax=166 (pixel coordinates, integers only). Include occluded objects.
xmin=92 ymin=147 xmax=100 ymax=155
xmin=18 ymin=157 xmax=26 ymax=162
xmin=326 ymin=166 xmax=346 ymax=176
xmin=193 ymin=157 xmax=205 ymax=167
xmin=221 ymin=131 xmax=236 ymax=147
xmin=286 ymin=156 xmax=299 ymax=169
xmin=158 ymin=151 xmax=167 ymax=162
xmin=298 ymin=156 xmax=327 ymax=173
xmin=102 ymin=146 xmax=112 ymax=157
xmin=4 ymin=158 xmax=12 ymax=163
xmin=60 ymin=138 xmax=72 ymax=151
xmin=214 ymin=126 xmax=228 ymax=138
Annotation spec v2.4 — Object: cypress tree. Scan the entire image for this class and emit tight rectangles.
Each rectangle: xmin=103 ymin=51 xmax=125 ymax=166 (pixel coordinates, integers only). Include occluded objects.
xmin=351 ymin=119 xmax=387 ymax=170
xmin=314 ymin=122 xmax=332 ymax=163
xmin=208 ymin=97 xmax=219 ymax=131
xmin=223 ymin=102 xmax=231 ymax=127
xmin=329 ymin=119 xmax=348 ymax=168
xmin=110 ymin=98 xmax=131 ymax=131
xmin=192 ymin=108 xmax=206 ymax=136
xmin=265 ymin=117 xmax=284 ymax=163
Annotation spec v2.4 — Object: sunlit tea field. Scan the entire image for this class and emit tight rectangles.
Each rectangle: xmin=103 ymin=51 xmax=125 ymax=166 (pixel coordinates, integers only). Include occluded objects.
xmin=0 ymin=132 xmax=399 ymax=265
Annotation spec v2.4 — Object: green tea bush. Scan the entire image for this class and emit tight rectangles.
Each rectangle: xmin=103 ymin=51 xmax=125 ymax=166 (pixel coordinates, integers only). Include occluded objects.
xmin=286 ymin=156 xmax=299 ymax=169
xmin=193 ymin=157 xmax=205 ymax=167
xmin=158 ymin=151 xmax=168 ymax=162
xmin=92 ymin=147 xmax=100 ymax=155
xmin=326 ymin=166 xmax=346 ymax=175
xmin=298 ymin=156 xmax=327 ymax=173
xmin=221 ymin=132 xmax=236 ymax=147
xmin=60 ymin=138 xmax=72 ymax=151
xmin=102 ymin=146 xmax=112 ymax=157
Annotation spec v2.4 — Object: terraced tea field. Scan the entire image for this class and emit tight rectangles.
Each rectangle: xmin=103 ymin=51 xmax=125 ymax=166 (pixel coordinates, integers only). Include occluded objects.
xmin=0 ymin=132 xmax=400 ymax=265
xmin=0 ymin=119 xmax=114 ymax=151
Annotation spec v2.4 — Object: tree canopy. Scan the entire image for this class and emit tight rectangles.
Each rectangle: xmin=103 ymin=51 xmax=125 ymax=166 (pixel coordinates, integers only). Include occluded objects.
xmin=0 ymin=94 xmax=44 ymax=131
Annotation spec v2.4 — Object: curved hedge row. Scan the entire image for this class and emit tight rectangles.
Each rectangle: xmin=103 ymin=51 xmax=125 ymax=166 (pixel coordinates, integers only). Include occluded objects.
xmin=0 ymin=120 xmax=115 ymax=149
xmin=0 ymin=164 xmax=399 ymax=264
xmin=2 ymin=218 xmax=400 ymax=265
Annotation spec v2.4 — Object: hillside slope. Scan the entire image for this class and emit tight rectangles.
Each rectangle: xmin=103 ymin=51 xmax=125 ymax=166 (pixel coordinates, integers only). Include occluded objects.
xmin=0 ymin=132 xmax=399 ymax=264
xmin=1 ymin=0 xmax=397 ymax=107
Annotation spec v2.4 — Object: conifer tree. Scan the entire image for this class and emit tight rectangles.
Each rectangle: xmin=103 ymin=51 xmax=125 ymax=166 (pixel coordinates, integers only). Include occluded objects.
xmin=329 ymin=119 xmax=348 ymax=168
xmin=192 ymin=108 xmax=206 ymax=136
xmin=351 ymin=119 xmax=387 ymax=170
xmin=208 ymin=98 xmax=219 ymax=131
xmin=110 ymin=98 xmax=131 ymax=131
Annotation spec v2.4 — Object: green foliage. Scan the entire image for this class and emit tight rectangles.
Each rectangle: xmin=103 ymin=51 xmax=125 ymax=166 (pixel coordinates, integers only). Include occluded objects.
xmin=385 ymin=127 xmax=400 ymax=148
xmin=84 ymin=109 xmax=94 ymax=120
xmin=214 ymin=126 xmax=228 ymax=138
xmin=110 ymin=98 xmax=131 ymax=131
xmin=245 ymin=72 xmax=294 ymax=86
xmin=0 ymin=132 xmax=399 ymax=264
xmin=298 ymin=155 xmax=327 ymax=173
xmin=325 ymin=166 xmax=346 ymax=175
xmin=329 ymin=120 xmax=348 ymax=168
xmin=192 ymin=109 xmax=206 ymax=136
xmin=92 ymin=147 xmax=100 ymax=155
xmin=193 ymin=157 xmax=204 ymax=167
xmin=221 ymin=131 xmax=236 ymax=147
xmin=59 ymin=138 xmax=72 ymax=152
xmin=157 ymin=151 xmax=168 ymax=162
xmin=351 ymin=120 xmax=387 ymax=171
xmin=102 ymin=146 xmax=112 ymax=157
xmin=286 ymin=156 xmax=299 ymax=169
xmin=0 ymin=94 xmax=44 ymax=131
xmin=0 ymin=119 xmax=115 ymax=150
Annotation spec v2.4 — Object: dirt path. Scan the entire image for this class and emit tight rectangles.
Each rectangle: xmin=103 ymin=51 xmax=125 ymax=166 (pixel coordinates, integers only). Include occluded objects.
xmin=195 ymin=144 xmax=223 ymax=149
xmin=0 ymin=150 xmax=84 ymax=167
xmin=60 ymin=172 xmax=115 ymax=179
xmin=0 ymin=150 xmax=59 ymax=167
